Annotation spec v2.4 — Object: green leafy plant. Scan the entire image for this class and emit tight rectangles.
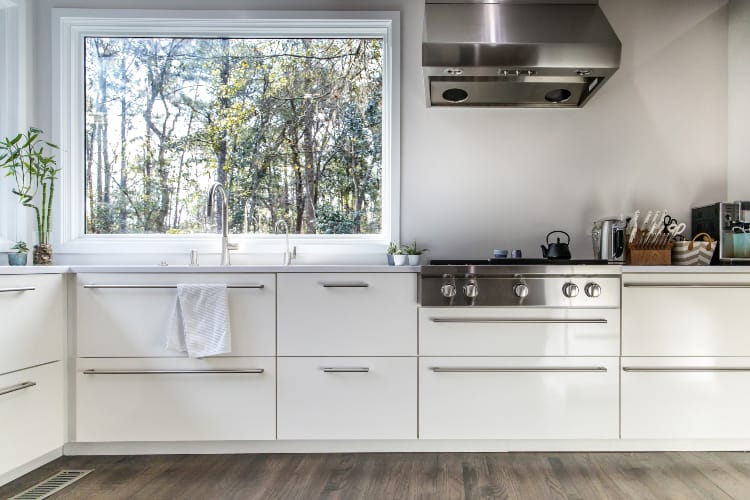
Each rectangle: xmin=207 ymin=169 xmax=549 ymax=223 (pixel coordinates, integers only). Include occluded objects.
xmin=401 ymin=241 xmax=428 ymax=256
xmin=386 ymin=241 xmax=399 ymax=255
xmin=11 ymin=241 xmax=29 ymax=254
xmin=0 ymin=128 xmax=59 ymax=246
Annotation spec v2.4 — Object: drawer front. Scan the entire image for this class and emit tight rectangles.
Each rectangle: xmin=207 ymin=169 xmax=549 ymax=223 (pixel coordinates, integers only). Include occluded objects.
xmin=0 ymin=362 xmax=64 ymax=474
xmin=277 ymin=357 xmax=417 ymax=439
xmin=420 ymin=308 xmax=620 ymax=356
xmin=76 ymin=357 xmax=275 ymax=442
xmin=623 ymin=274 xmax=750 ymax=356
xmin=419 ymin=357 xmax=619 ymax=439
xmin=278 ymin=273 xmax=417 ymax=356
xmin=0 ymin=274 xmax=64 ymax=374
xmin=77 ymin=273 xmax=275 ymax=357
xmin=622 ymin=357 xmax=750 ymax=439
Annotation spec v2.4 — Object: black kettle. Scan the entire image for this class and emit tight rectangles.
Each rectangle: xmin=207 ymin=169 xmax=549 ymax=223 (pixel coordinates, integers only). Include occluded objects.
xmin=541 ymin=230 xmax=572 ymax=260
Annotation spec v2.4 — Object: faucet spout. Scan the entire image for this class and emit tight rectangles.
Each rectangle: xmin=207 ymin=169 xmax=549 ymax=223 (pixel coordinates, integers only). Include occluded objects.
xmin=275 ymin=220 xmax=296 ymax=265
xmin=207 ymin=182 xmax=237 ymax=265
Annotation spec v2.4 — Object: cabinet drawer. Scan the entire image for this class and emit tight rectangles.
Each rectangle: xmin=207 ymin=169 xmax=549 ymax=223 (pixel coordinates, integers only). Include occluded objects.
xmin=0 ymin=274 xmax=64 ymax=374
xmin=419 ymin=357 xmax=619 ymax=439
xmin=0 ymin=362 xmax=64 ymax=475
xmin=622 ymin=274 xmax=750 ymax=356
xmin=622 ymin=357 xmax=750 ymax=439
xmin=277 ymin=357 xmax=417 ymax=439
xmin=77 ymin=273 xmax=275 ymax=357
xmin=76 ymin=357 xmax=275 ymax=442
xmin=420 ymin=308 xmax=620 ymax=356
xmin=278 ymin=273 xmax=417 ymax=356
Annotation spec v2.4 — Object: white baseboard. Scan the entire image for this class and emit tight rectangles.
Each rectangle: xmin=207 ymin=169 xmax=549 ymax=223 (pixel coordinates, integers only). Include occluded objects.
xmin=0 ymin=448 xmax=63 ymax=487
xmin=63 ymin=440 xmax=750 ymax=455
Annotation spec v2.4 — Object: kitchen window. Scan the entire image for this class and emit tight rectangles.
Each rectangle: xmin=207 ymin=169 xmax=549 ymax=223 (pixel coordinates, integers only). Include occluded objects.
xmin=53 ymin=10 xmax=399 ymax=253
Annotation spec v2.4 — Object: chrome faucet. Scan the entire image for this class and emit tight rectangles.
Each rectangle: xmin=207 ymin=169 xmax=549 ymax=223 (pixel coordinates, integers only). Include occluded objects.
xmin=275 ymin=220 xmax=296 ymax=265
xmin=206 ymin=182 xmax=238 ymax=266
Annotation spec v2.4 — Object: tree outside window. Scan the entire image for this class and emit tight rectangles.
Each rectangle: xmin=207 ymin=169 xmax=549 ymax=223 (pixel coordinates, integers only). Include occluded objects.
xmin=84 ymin=37 xmax=383 ymax=236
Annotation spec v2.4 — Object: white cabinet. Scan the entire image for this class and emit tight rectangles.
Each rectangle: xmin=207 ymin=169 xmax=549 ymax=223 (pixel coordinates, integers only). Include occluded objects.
xmin=277 ymin=357 xmax=417 ymax=439
xmin=76 ymin=357 xmax=275 ymax=442
xmin=277 ymin=273 xmax=417 ymax=356
xmin=419 ymin=357 xmax=619 ymax=440
xmin=621 ymin=273 xmax=750 ymax=441
xmin=0 ymin=274 xmax=65 ymax=374
xmin=77 ymin=273 xmax=276 ymax=357
xmin=0 ymin=362 xmax=64 ymax=474
xmin=622 ymin=273 xmax=750 ymax=356
xmin=621 ymin=357 xmax=750 ymax=439
xmin=420 ymin=307 xmax=620 ymax=356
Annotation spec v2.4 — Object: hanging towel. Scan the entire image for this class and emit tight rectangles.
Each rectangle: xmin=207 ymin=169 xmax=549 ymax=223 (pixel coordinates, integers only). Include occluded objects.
xmin=166 ymin=284 xmax=232 ymax=358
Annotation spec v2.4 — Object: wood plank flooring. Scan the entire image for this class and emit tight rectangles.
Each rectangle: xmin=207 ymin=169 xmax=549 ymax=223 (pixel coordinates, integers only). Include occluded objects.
xmin=1 ymin=452 xmax=749 ymax=500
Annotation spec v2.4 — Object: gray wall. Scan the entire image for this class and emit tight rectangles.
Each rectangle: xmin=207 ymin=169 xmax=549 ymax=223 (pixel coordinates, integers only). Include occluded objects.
xmin=31 ymin=0 xmax=729 ymax=259
xmin=729 ymin=0 xmax=750 ymax=201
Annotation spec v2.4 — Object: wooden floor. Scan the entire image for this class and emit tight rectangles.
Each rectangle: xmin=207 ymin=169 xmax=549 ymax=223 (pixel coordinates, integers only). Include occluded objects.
xmin=1 ymin=452 xmax=750 ymax=499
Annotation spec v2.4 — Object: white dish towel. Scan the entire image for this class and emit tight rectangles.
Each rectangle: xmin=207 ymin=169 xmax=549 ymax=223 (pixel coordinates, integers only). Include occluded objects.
xmin=166 ymin=284 xmax=232 ymax=358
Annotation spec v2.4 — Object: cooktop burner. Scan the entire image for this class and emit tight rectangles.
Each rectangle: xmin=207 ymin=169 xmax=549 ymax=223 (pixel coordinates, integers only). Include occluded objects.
xmin=430 ymin=258 xmax=609 ymax=265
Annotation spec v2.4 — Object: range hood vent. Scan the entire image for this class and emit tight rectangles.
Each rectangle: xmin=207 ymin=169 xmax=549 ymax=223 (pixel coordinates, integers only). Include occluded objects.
xmin=422 ymin=0 xmax=622 ymax=108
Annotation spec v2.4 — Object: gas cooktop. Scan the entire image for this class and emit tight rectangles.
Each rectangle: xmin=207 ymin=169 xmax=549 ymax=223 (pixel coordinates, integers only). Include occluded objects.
xmin=430 ymin=258 xmax=609 ymax=265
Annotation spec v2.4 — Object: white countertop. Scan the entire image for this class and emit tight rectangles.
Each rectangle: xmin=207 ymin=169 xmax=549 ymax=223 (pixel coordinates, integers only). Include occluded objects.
xmin=68 ymin=264 xmax=420 ymax=273
xmin=5 ymin=263 xmax=750 ymax=274
xmin=0 ymin=265 xmax=70 ymax=275
xmin=623 ymin=265 xmax=750 ymax=273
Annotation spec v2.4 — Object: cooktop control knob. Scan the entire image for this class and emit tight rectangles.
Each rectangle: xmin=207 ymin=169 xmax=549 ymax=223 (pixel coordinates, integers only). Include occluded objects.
xmin=513 ymin=283 xmax=529 ymax=298
xmin=562 ymin=282 xmax=579 ymax=298
xmin=440 ymin=283 xmax=457 ymax=298
xmin=585 ymin=282 xmax=602 ymax=298
xmin=463 ymin=282 xmax=479 ymax=299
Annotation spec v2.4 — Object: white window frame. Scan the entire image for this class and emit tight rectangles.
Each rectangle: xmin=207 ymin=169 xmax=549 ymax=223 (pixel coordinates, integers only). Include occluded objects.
xmin=52 ymin=9 xmax=400 ymax=256
xmin=0 ymin=0 xmax=27 ymax=251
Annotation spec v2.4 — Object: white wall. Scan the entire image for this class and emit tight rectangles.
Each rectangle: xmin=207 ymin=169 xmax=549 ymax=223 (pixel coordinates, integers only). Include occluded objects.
xmin=729 ymin=0 xmax=750 ymax=200
xmin=29 ymin=0 xmax=728 ymax=260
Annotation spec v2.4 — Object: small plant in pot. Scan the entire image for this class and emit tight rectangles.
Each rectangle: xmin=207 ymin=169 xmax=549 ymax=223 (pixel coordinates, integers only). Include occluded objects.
xmin=386 ymin=241 xmax=399 ymax=265
xmin=392 ymin=247 xmax=408 ymax=266
xmin=401 ymin=241 xmax=428 ymax=266
xmin=8 ymin=241 xmax=28 ymax=266
xmin=0 ymin=128 xmax=59 ymax=265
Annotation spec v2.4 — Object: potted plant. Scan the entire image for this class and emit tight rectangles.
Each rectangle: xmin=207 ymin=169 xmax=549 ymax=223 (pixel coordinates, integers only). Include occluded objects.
xmin=401 ymin=241 xmax=428 ymax=266
xmin=392 ymin=247 xmax=408 ymax=266
xmin=7 ymin=241 xmax=28 ymax=266
xmin=0 ymin=128 xmax=59 ymax=265
xmin=386 ymin=241 xmax=399 ymax=265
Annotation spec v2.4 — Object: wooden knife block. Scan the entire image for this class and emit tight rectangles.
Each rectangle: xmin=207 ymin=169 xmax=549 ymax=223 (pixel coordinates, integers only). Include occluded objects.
xmin=626 ymin=244 xmax=673 ymax=265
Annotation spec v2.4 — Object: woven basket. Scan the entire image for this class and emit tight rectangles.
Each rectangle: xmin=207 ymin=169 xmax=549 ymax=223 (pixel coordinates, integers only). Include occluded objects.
xmin=671 ymin=233 xmax=716 ymax=266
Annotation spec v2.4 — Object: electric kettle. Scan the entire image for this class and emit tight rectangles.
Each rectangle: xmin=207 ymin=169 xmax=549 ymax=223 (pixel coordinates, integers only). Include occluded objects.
xmin=592 ymin=217 xmax=627 ymax=262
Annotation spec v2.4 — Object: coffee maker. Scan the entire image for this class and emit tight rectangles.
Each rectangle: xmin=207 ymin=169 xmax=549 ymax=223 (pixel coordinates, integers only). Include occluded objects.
xmin=592 ymin=217 xmax=627 ymax=263
xmin=692 ymin=201 xmax=750 ymax=263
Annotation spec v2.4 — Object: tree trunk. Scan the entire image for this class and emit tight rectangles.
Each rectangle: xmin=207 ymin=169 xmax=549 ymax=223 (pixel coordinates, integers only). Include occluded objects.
xmin=119 ymin=56 xmax=128 ymax=233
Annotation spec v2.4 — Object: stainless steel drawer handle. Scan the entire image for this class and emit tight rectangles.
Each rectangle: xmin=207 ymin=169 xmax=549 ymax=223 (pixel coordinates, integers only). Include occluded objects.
xmin=430 ymin=367 xmax=608 ymax=373
xmin=83 ymin=369 xmax=264 ymax=375
xmin=321 ymin=283 xmax=370 ymax=288
xmin=623 ymin=367 xmax=750 ymax=372
xmin=0 ymin=381 xmax=36 ymax=396
xmin=624 ymin=284 xmax=750 ymax=288
xmin=0 ymin=287 xmax=35 ymax=293
xmin=429 ymin=318 xmax=608 ymax=324
xmin=322 ymin=367 xmax=370 ymax=373
xmin=83 ymin=284 xmax=264 ymax=289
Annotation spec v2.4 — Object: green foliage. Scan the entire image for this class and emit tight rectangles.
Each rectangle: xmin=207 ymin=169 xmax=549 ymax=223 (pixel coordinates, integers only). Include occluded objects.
xmin=0 ymin=128 xmax=59 ymax=245
xmin=386 ymin=241 xmax=399 ymax=255
xmin=11 ymin=241 xmax=29 ymax=254
xmin=84 ymin=37 xmax=384 ymax=236
xmin=401 ymin=241 xmax=428 ymax=256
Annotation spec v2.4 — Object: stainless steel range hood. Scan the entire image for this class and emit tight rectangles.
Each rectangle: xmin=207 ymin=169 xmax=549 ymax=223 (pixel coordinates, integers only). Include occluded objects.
xmin=422 ymin=0 xmax=622 ymax=108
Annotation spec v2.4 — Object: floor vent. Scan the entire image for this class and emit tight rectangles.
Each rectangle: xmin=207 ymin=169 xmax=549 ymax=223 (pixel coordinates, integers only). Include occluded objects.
xmin=8 ymin=470 xmax=93 ymax=500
